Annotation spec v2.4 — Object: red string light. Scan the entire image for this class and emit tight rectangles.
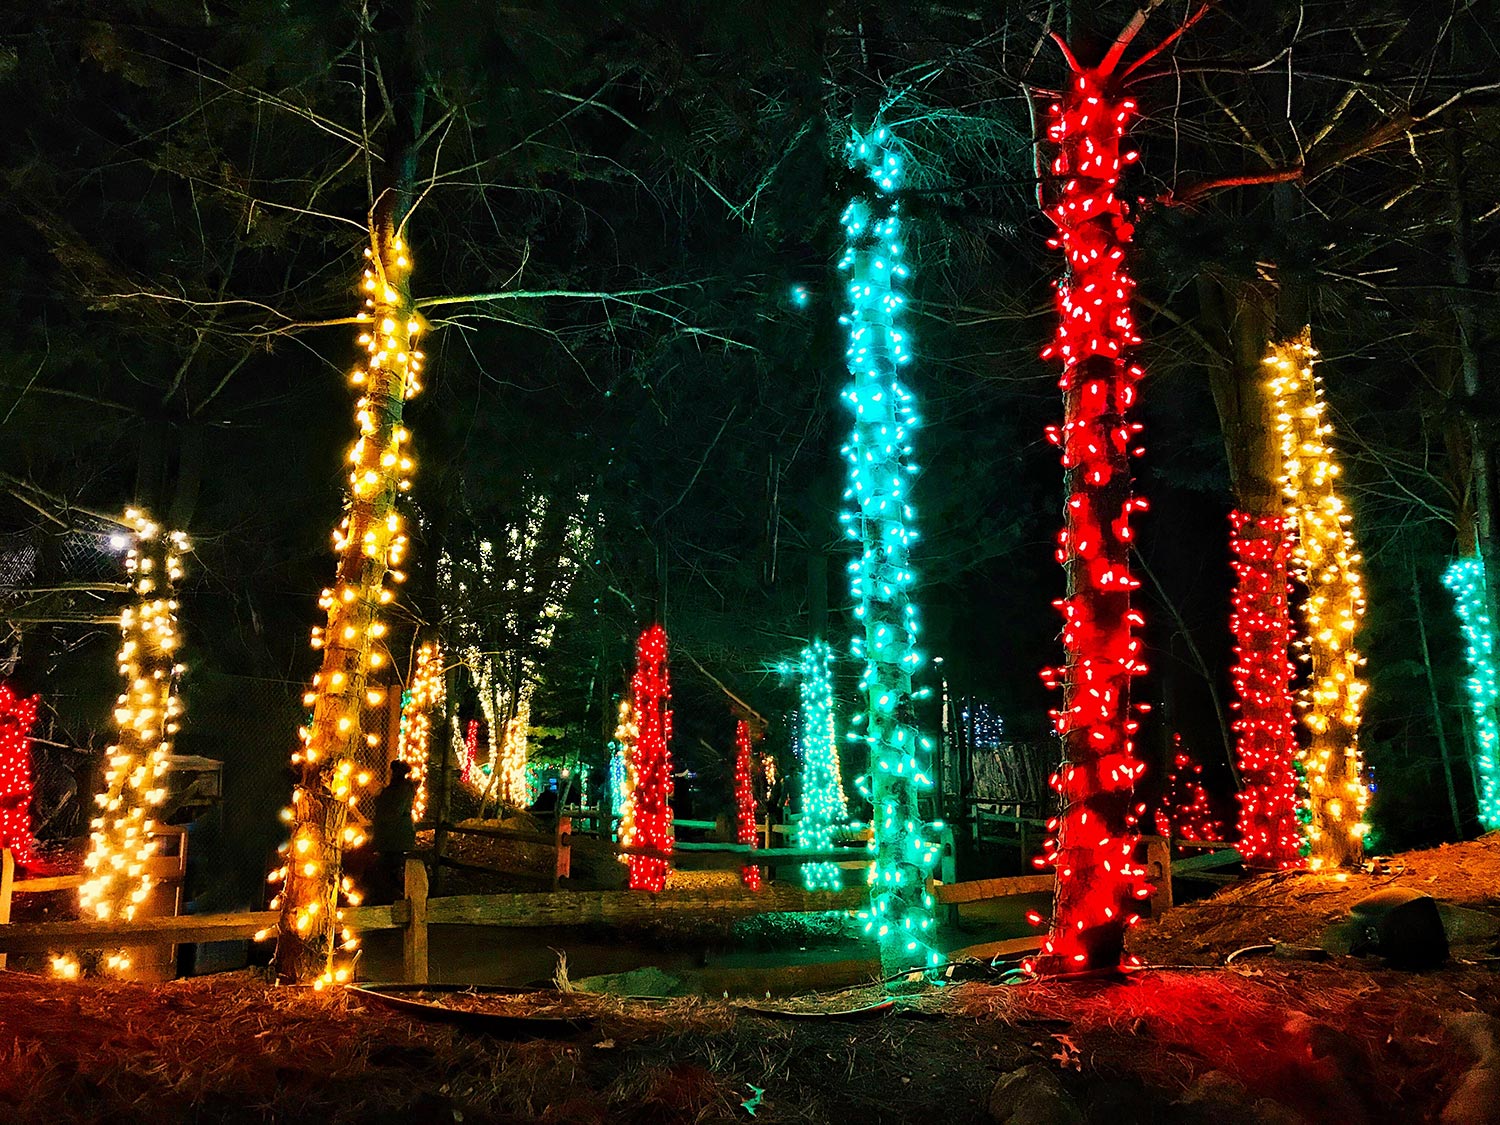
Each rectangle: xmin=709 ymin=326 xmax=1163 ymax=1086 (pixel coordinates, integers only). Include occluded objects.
xmin=460 ymin=719 xmax=482 ymax=788
xmin=1228 ymin=510 xmax=1303 ymax=868
xmin=627 ymin=624 xmax=674 ymax=893
xmin=1030 ymin=62 xmax=1152 ymax=977
xmin=0 ymin=683 xmax=41 ymax=869
xmin=733 ymin=720 xmax=761 ymax=890
xmin=1154 ymin=734 xmax=1224 ymax=843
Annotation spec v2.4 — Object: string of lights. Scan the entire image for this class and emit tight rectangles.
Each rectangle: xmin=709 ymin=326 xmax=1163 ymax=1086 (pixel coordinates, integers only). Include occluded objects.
xmin=790 ymin=641 xmax=846 ymax=891
xmin=1442 ymin=556 xmax=1500 ymax=829
xmin=1269 ymin=331 xmax=1370 ymax=868
xmin=837 ymin=124 xmax=942 ymax=974
xmin=734 ymin=720 xmax=762 ymax=890
xmin=0 ymin=683 xmax=42 ymax=870
xmin=1228 ymin=510 xmax=1304 ymax=867
xmin=80 ymin=510 xmax=189 ymax=942
xmin=627 ymin=625 xmax=673 ymax=892
xmin=395 ymin=640 xmax=444 ymax=822
xmin=272 ymin=227 xmax=423 ymax=986
xmin=1030 ymin=62 xmax=1153 ymax=977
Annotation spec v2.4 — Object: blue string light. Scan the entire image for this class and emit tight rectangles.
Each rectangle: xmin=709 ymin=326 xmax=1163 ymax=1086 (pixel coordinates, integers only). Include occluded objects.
xmin=837 ymin=124 xmax=942 ymax=974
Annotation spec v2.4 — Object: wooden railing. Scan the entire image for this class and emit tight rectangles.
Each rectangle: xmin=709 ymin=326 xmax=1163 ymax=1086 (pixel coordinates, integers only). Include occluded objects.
xmin=2 ymin=836 xmax=1213 ymax=983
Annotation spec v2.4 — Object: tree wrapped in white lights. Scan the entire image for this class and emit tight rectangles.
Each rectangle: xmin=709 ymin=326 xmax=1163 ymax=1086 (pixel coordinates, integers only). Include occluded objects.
xmin=80 ymin=510 xmax=189 ymax=934
xmin=395 ymin=639 xmax=444 ymax=821
xmin=440 ymin=489 xmax=593 ymax=808
xmin=837 ymin=124 xmax=942 ymax=975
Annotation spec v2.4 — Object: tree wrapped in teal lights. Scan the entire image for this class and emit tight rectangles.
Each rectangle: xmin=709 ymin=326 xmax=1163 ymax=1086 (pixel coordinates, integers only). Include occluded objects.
xmin=1443 ymin=557 xmax=1500 ymax=828
xmin=838 ymin=124 xmax=942 ymax=975
xmin=793 ymin=640 xmax=848 ymax=891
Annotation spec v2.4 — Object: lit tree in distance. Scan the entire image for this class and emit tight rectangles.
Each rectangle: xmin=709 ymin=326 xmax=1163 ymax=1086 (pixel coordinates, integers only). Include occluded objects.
xmin=1154 ymin=735 xmax=1224 ymax=843
xmin=627 ymin=624 xmax=673 ymax=892
xmin=498 ymin=695 xmax=533 ymax=807
xmin=1228 ymin=510 xmax=1303 ymax=868
xmin=837 ymin=124 xmax=942 ymax=975
xmin=395 ymin=640 xmax=444 ymax=821
xmin=734 ymin=720 xmax=762 ymax=889
xmin=1443 ymin=557 xmax=1500 ymax=828
xmin=0 ymin=684 xmax=42 ymax=870
xmin=612 ymin=697 xmax=639 ymax=858
xmin=460 ymin=719 xmax=483 ymax=788
xmin=1030 ymin=53 xmax=1154 ymax=977
xmin=80 ymin=510 xmax=189 ymax=938
xmin=273 ymin=223 xmax=423 ymax=987
xmin=1269 ymin=331 xmax=1370 ymax=867
xmin=789 ymin=640 xmax=847 ymax=891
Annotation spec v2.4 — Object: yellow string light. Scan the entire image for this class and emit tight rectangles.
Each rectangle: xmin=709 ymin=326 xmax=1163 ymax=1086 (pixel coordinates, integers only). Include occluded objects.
xmin=395 ymin=640 xmax=444 ymax=821
xmin=273 ymin=229 xmax=423 ymax=987
xmin=79 ymin=510 xmax=189 ymax=946
xmin=1268 ymin=329 xmax=1370 ymax=868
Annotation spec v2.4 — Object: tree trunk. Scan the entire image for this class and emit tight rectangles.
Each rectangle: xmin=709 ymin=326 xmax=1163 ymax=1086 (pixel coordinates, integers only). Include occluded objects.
xmin=1448 ymin=124 xmax=1496 ymax=571
xmin=1413 ymin=563 xmax=1465 ymax=837
xmin=1269 ymin=331 xmax=1368 ymax=868
xmin=275 ymin=202 xmax=421 ymax=984
xmin=1033 ymin=62 xmax=1150 ymax=976
xmin=839 ymin=125 xmax=940 ymax=978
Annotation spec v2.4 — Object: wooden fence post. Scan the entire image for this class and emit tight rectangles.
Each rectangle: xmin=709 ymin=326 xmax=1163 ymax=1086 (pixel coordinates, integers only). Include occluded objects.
xmin=402 ymin=856 xmax=429 ymax=985
xmin=0 ymin=848 xmax=13 ymax=971
xmin=551 ymin=816 xmax=571 ymax=892
xmin=1142 ymin=835 xmax=1172 ymax=917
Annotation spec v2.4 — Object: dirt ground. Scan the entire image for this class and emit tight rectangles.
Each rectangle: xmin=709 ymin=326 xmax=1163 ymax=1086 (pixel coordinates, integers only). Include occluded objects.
xmin=1134 ymin=832 xmax=1500 ymax=963
xmin=1 ymin=835 xmax=1496 ymax=1125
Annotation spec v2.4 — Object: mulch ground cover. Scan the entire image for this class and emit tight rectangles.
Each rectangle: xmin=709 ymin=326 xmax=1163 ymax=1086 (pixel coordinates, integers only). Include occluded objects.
xmin=1 ymin=834 xmax=1496 ymax=1123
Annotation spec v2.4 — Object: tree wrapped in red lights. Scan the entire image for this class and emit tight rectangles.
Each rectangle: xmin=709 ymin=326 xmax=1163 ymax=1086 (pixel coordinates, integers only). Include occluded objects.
xmin=0 ymin=684 xmax=41 ymax=870
xmin=1154 ymin=735 xmax=1225 ymax=843
xmin=1032 ymin=50 xmax=1153 ymax=976
xmin=627 ymin=624 xmax=674 ymax=892
xmin=733 ymin=720 xmax=761 ymax=890
xmin=1228 ymin=510 xmax=1303 ymax=867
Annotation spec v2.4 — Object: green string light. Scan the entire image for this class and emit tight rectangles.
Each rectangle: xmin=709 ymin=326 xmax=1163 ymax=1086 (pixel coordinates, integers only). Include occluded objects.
xmin=1442 ymin=555 xmax=1500 ymax=829
xmin=837 ymin=123 xmax=942 ymax=975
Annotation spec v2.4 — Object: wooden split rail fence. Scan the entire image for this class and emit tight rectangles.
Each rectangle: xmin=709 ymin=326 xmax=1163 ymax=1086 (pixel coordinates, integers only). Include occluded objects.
xmin=1 ymin=836 xmax=1233 ymax=984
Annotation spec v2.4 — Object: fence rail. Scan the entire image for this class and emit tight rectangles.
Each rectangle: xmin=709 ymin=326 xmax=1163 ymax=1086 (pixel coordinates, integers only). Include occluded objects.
xmin=2 ymin=837 xmax=1195 ymax=982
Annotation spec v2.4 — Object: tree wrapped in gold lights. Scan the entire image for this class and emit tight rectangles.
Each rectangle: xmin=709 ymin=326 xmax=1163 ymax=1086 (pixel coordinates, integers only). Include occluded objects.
xmin=1269 ymin=330 xmax=1370 ymax=868
xmin=272 ymin=220 xmax=424 ymax=986
xmin=395 ymin=639 xmax=444 ymax=821
xmin=80 ymin=510 xmax=189 ymax=930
